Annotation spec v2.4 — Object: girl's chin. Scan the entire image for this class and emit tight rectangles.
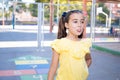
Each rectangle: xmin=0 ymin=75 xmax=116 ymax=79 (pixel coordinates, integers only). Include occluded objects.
xmin=77 ymin=32 xmax=82 ymax=35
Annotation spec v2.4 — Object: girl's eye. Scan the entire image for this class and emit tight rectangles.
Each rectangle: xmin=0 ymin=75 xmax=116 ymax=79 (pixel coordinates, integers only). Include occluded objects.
xmin=73 ymin=21 xmax=78 ymax=23
xmin=81 ymin=21 xmax=84 ymax=24
xmin=80 ymin=19 xmax=84 ymax=24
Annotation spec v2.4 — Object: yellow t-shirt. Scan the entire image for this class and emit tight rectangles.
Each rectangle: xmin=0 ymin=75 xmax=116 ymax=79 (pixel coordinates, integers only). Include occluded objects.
xmin=51 ymin=38 xmax=92 ymax=80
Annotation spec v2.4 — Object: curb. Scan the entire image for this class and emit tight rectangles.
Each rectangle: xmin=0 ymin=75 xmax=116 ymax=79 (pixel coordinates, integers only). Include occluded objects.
xmin=92 ymin=44 xmax=120 ymax=56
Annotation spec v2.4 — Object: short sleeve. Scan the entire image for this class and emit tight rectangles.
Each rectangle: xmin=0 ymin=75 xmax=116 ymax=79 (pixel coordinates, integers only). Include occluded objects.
xmin=51 ymin=39 xmax=61 ymax=54
xmin=83 ymin=38 xmax=92 ymax=54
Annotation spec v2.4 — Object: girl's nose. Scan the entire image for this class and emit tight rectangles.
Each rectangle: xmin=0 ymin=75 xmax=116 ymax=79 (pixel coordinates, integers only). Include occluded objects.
xmin=78 ymin=22 xmax=84 ymax=27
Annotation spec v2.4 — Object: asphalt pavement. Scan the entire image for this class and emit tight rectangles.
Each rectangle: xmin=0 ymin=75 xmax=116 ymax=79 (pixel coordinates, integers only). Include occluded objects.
xmin=0 ymin=25 xmax=120 ymax=80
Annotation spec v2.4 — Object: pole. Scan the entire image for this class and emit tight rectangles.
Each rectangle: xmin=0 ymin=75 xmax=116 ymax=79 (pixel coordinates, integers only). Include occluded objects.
xmin=41 ymin=3 xmax=44 ymax=48
xmin=12 ymin=0 xmax=16 ymax=29
xmin=57 ymin=0 xmax=60 ymax=24
xmin=108 ymin=3 xmax=112 ymax=28
xmin=2 ymin=0 xmax=4 ymax=26
xmin=101 ymin=12 xmax=108 ymax=27
xmin=90 ymin=0 xmax=96 ymax=42
xmin=37 ymin=3 xmax=42 ymax=51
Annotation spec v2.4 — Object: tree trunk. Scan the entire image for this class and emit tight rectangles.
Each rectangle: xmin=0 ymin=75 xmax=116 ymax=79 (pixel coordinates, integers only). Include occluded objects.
xmin=50 ymin=0 xmax=54 ymax=32
xmin=82 ymin=0 xmax=87 ymax=38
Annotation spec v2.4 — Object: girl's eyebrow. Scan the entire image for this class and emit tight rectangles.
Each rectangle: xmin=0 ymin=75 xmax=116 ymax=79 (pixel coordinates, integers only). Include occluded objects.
xmin=81 ymin=19 xmax=85 ymax=21
xmin=72 ymin=19 xmax=84 ymax=21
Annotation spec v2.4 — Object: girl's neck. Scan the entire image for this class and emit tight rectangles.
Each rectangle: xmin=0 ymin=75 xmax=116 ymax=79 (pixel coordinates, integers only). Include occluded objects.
xmin=66 ymin=34 xmax=79 ymax=41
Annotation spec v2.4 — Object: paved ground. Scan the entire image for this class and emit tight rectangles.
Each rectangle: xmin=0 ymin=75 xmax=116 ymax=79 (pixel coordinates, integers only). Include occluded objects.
xmin=0 ymin=25 xmax=120 ymax=80
xmin=94 ymin=42 xmax=120 ymax=52
xmin=88 ymin=49 xmax=120 ymax=80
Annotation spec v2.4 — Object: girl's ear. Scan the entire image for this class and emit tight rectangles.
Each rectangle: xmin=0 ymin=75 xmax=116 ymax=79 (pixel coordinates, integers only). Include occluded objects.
xmin=65 ymin=22 xmax=69 ymax=29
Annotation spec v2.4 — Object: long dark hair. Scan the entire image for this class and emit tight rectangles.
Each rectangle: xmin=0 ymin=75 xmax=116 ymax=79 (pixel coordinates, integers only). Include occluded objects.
xmin=57 ymin=10 xmax=84 ymax=39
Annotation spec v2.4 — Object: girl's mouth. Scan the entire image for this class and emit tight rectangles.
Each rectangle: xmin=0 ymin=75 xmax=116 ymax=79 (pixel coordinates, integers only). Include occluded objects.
xmin=77 ymin=30 xmax=81 ymax=33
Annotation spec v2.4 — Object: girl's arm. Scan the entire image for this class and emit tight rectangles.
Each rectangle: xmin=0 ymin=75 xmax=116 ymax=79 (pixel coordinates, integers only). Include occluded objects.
xmin=48 ymin=49 xmax=59 ymax=80
xmin=85 ymin=53 xmax=92 ymax=68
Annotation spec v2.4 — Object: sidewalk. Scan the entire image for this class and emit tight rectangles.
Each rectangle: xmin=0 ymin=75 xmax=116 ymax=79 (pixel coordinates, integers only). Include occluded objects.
xmin=93 ymin=42 xmax=120 ymax=56
xmin=91 ymin=33 xmax=120 ymax=56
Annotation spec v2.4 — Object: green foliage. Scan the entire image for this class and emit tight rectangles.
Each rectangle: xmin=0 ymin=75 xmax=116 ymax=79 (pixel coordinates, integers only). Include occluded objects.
xmin=16 ymin=3 xmax=27 ymax=12
xmin=32 ymin=0 xmax=92 ymax=24
xmin=35 ymin=0 xmax=49 ymax=3
xmin=9 ymin=5 xmax=13 ymax=12
xmin=97 ymin=3 xmax=109 ymax=24
xmin=32 ymin=0 xmax=85 ymax=21
xmin=5 ymin=11 xmax=11 ymax=21
xmin=0 ymin=12 xmax=2 ymax=17
xmin=44 ymin=5 xmax=50 ymax=22
xmin=29 ymin=4 xmax=38 ymax=17
xmin=99 ymin=13 xmax=106 ymax=23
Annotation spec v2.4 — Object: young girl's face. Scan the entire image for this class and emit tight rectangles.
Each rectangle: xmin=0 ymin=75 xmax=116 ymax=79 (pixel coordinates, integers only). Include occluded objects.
xmin=65 ymin=13 xmax=84 ymax=37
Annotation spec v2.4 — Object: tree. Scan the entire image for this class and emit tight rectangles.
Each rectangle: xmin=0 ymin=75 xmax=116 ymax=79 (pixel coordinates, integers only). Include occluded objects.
xmin=29 ymin=4 xmax=38 ymax=17
xmin=35 ymin=0 xmax=49 ymax=3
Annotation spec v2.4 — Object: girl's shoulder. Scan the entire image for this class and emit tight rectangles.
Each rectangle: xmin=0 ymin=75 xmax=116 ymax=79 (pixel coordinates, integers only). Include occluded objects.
xmin=81 ymin=38 xmax=92 ymax=47
xmin=81 ymin=38 xmax=92 ymax=42
xmin=51 ymin=38 xmax=66 ymax=53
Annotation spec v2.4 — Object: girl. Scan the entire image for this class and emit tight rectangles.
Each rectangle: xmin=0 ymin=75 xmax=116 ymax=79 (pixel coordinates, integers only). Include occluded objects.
xmin=48 ymin=10 xmax=92 ymax=80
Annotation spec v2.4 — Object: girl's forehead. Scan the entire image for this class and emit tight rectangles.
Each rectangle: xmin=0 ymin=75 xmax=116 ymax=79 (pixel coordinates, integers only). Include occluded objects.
xmin=69 ymin=13 xmax=84 ymax=19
